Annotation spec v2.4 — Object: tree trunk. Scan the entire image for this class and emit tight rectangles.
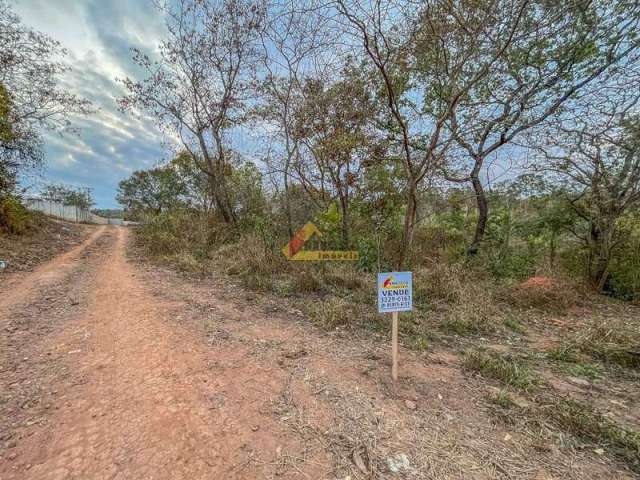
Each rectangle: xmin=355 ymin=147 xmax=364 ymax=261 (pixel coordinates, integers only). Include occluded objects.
xmin=397 ymin=183 xmax=418 ymax=270
xmin=594 ymin=256 xmax=611 ymax=292
xmin=339 ymin=192 xmax=349 ymax=248
xmin=589 ymin=223 xmax=613 ymax=292
xmin=209 ymin=174 xmax=232 ymax=224
xmin=549 ymin=229 xmax=557 ymax=269
xmin=283 ymin=138 xmax=294 ymax=238
xmin=283 ymin=164 xmax=293 ymax=238
xmin=213 ymin=136 xmax=236 ymax=225
xmin=468 ymin=169 xmax=488 ymax=256
xmin=216 ymin=162 xmax=236 ymax=224
xmin=196 ymin=132 xmax=234 ymax=224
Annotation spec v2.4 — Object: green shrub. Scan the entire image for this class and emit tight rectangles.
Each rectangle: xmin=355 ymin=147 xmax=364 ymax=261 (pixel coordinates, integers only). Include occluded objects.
xmin=606 ymin=252 xmax=640 ymax=303
xmin=504 ymin=318 xmax=525 ymax=334
xmin=604 ymin=211 xmax=640 ymax=301
xmin=0 ymin=196 xmax=33 ymax=235
xmin=354 ymin=236 xmax=378 ymax=272
xmin=486 ymin=250 xmax=537 ymax=280
xmin=561 ymin=362 xmax=605 ymax=380
xmin=546 ymin=345 xmax=579 ymax=363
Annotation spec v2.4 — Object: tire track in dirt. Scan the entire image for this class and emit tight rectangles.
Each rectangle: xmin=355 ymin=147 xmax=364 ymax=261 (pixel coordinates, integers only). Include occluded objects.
xmin=0 ymin=226 xmax=106 ymax=313
xmin=0 ymin=228 xmax=113 ymax=478
xmin=0 ymin=227 xmax=117 ymax=477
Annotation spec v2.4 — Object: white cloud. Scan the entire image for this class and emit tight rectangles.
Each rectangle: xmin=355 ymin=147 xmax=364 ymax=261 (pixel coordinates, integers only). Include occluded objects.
xmin=12 ymin=0 xmax=169 ymax=208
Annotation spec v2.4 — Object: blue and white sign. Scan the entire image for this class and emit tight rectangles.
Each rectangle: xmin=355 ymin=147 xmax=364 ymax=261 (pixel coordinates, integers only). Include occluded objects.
xmin=377 ymin=271 xmax=412 ymax=313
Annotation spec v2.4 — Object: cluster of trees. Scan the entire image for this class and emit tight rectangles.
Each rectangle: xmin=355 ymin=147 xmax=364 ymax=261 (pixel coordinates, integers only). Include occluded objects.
xmin=40 ymin=184 xmax=95 ymax=210
xmin=117 ymin=151 xmax=264 ymax=221
xmin=117 ymin=0 xmax=640 ymax=292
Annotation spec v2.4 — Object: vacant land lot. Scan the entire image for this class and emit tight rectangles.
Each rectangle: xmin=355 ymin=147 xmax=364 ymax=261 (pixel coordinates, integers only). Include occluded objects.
xmin=0 ymin=225 xmax=637 ymax=479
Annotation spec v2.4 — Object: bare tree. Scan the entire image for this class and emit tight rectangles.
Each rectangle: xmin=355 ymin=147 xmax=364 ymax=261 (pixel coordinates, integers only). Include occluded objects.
xmin=335 ymin=0 xmax=530 ymax=268
xmin=291 ymin=71 xmax=377 ymax=246
xmin=120 ymin=0 xmax=265 ymax=224
xmin=257 ymin=0 xmax=331 ymax=236
xmin=437 ymin=0 xmax=640 ymax=254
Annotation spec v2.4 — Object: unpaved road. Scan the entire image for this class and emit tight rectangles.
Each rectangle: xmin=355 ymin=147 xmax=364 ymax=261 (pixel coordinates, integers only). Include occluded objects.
xmin=0 ymin=227 xmax=632 ymax=479
xmin=1 ymin=227 xmax=322 ymax=479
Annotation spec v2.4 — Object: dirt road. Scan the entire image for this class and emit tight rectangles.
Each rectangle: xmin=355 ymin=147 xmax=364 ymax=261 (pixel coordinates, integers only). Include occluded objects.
xmin=1 ymin=227 xmax=322 ymax=479
xmin=0 ymin=227 xmax=631 ymax=479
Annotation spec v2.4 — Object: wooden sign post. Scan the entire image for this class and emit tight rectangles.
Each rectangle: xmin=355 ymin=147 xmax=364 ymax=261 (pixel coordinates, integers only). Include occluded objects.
xmin=377 ymin=272 xmax=413 ymax=381
xmin=392 ymin=311 xmax=399 ymax=381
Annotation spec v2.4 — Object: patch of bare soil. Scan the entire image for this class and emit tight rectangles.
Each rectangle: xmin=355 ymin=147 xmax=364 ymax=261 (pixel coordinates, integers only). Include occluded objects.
xmin=0 ymin=216 xmax=89 ymax=273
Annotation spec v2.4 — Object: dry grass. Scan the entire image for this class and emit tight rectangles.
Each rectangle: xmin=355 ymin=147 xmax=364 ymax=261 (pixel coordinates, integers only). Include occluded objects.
xmin=440 ymin=293 xmax=503 ymax=336
xmin=270 ymin=373 xmax=395 ymax=478
xmin=533 ymin=396 xmax=640 ymax=472
xmin=293 ymin=269 xmax=322 ymax=293
xmin=410 ymin=263 xmax=510 ymax=337
xmin=577 ymin=321 xmax=640 ymax=369
xmin=547 ymin=316 xmax=640 ymax=371
xmin=463 ymin=349 xmax=540 ymax=391
xmin=131 ymin=222 xmax=640 ymax=474
xmin=268 ymin=358 xmax=632 ymax=479
xmin=215 ymin=235 xmax=290 ymax=277
xmin=306 ymin=297 xmax=354 ymax=329
xmin=485 ymin=390 xmax=640 ymax=473
xmin=0 ymin=216 xmax=86 ymax=272
xmin=270 ymin=369 xmax=508 ymax=479
xmin=413 ymin=263 xmax=468 ymax=304
xmin=502 ymin=275 xmax=581 ymax=314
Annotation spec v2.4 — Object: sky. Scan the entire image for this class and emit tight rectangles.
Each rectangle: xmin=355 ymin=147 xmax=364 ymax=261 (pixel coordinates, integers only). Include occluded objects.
xmin=13 ymin=0 xmax=171 ymax=208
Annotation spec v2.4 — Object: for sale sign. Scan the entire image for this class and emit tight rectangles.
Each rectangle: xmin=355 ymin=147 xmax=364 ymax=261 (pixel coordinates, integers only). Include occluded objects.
xmin=377 ymin=272 xmax=412 ymax=313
